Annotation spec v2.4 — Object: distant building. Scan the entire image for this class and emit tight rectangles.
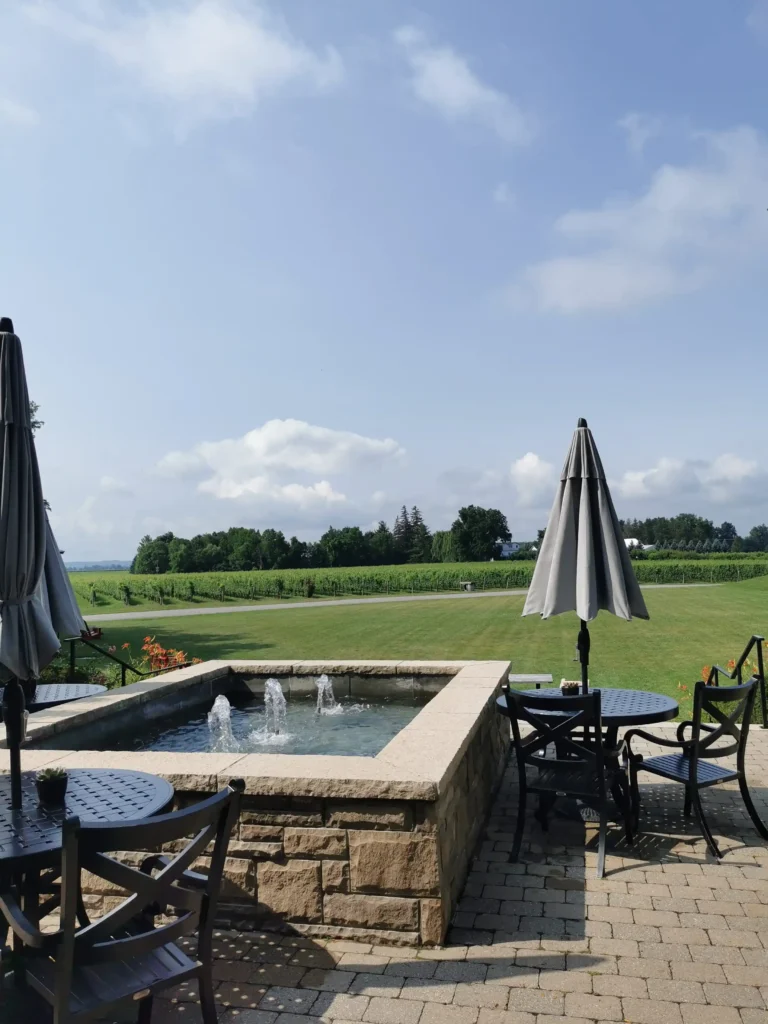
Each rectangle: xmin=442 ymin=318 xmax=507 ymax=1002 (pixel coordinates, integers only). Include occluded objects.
xmin=498 ymin=541 xmax=522 ymax=558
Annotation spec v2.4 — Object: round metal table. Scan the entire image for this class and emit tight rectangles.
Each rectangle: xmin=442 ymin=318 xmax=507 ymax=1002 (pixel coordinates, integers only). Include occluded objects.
xmin=26 ymin=683 xmax=107 ymax=712
xmin=0 ymin=768 xmax=174 ymax=871
xmin=497 ymin=687 xmax=678 ymax=731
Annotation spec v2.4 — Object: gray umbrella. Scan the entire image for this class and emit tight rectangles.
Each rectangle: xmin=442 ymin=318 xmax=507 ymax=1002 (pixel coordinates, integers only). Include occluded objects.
xmin=0 ymin=317 xmax=61 ymax=807
xmin=39 ymin=517 xmax=87 ymax=640
xmin=522 ymin=418 xmax=649 ymax=693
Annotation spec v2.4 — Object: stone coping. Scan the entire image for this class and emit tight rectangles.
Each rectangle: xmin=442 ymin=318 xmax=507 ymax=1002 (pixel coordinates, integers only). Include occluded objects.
xmin=1 ymin=660 xmax=511 ymax=803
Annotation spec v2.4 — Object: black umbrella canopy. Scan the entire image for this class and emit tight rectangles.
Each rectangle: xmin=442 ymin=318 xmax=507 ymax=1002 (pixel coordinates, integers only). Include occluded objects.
xmin=523 ymin=418 xmax=648 ymax=692
xmin=0 ymin=317 xmax=61 ymax=807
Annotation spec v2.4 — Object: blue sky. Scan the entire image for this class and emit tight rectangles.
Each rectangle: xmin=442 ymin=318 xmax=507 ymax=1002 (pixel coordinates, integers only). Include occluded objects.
xmin=1 ymin=0 xmax=767 ymax=559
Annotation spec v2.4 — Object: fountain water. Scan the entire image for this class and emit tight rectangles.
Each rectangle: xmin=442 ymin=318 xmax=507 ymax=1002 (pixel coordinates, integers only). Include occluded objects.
xmin=315 ymin=674 xmax=343 ymax=715
xmin=264 ymin=677 xmax=288 ymax=734
xmin=207 ymin=694 xmax=240 ymax=753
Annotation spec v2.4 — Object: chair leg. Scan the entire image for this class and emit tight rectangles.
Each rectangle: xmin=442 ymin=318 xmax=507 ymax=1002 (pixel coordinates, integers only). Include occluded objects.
xmin=199 ymin=969 xmax=218 ymax=1024
xmin=137 ymin=995 xmax=153 ymax=1024
xmin=510 ymin=785 xmax=527 ymax=863
xmin=615 ymin=775 xmax=634 ymax=846
xmin=628 ymin=762 xmax=641 ymax=827
xmin=691 ymin=788 xmax=721 ymax=859
xmin=739 ymin=777 xmax=768 ymax=840
xmin=596 ymin=804 xmax=608 ymax=879
xmin=683 ymin=788 xmax=692 ymax=817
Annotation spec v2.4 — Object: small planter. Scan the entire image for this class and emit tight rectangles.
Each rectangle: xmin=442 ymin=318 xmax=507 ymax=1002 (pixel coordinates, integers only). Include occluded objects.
xmin=36 ymin=770 xmax=68 ymax=806
xmin=560 ymin=680 xmax=581 ymax=697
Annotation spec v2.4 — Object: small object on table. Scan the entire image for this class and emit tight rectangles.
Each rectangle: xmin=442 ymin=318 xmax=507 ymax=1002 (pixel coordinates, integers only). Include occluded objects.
xmin=35 ymin=767 xmax=68 ymax=806
xmin=560 ymin=678 xmax=581 ymax=696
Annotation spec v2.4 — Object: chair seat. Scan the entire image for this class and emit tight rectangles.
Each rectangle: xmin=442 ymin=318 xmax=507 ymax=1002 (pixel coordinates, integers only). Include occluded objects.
xmin=640 ymin=754 xmax=738 ymax=786
xmin=529 ymin=765 xmax=614 ymax=799
xmin=25 ymin=940 xmax=199 ymax=1016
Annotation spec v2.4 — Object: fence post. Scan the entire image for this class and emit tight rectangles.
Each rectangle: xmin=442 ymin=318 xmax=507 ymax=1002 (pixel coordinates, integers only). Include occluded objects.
xmin=121 ymin=664 xmax=126 ymax=687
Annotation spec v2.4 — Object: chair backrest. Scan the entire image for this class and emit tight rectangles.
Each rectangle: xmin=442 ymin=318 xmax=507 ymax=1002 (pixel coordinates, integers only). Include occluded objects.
xmin=53 ymin=779 xmax=244 ymax=1011
xmin=690 ymin=677 xmax=758 ymax=764
xmin=503 ymin=686 xmax=605 ymax=781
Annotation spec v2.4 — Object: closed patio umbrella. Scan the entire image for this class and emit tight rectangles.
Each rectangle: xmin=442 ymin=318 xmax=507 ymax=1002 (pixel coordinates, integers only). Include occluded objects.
xmin=39 ymin=516 xmax=87 ymax=640
xmin=522 ymin=418 xmax=649 ymax=693
xmin=0 ymin=316 xmax=61 ymax=808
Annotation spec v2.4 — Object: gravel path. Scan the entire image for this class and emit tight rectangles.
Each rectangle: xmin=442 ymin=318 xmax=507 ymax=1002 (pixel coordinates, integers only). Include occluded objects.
xmin=86 ymin=582 xmax=719 ymax=623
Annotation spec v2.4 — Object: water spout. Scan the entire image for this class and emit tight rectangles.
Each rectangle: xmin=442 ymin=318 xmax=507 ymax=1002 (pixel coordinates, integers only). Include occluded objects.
xmin=316 ymin=674 xmax=343 ymax=715
xmin=207 ymin=694 xmax=240 ymax=753
xmin=264 ymin=677 xmax=288 ymax=734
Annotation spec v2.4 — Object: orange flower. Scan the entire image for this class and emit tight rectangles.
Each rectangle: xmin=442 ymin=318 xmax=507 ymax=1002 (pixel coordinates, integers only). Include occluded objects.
xmin=727 ymin=659 xmax=736 ymax=672
xmin=701 ymin=665 xmax=711 ymax=682
xmin=121 ymin=642 xmax=130 ymax=650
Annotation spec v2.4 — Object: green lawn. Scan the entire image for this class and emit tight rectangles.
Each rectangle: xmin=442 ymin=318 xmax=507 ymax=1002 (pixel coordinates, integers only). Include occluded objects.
xmin=82 ymin=577 xmax=768 ymax=702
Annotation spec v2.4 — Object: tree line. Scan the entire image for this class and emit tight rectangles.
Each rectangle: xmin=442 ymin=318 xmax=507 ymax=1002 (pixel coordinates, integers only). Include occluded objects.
xmin=619 ymin=514 xmax=768 ymax=552
xmin=131 ymin=505 xmax=513 ymax=574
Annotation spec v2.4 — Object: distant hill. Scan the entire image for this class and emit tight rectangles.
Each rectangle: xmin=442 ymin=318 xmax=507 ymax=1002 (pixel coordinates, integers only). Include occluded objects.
xmin=66 ymin=560 xmax=132 ymax=571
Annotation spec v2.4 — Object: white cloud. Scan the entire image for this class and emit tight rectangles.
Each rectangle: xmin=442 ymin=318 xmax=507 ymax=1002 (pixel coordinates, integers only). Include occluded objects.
xmin=618 ymin=112 xmax=662 ymax=154
xmin=493 ymin=182 xmax=516 ymax=208
xmin=394 ymin=25 xmax=533 ymax=145
xmin=512 ymin=126 xmax=768 ymax=312
xmin=24 ymin=0 xmax=343 ymax=127
xmin=157 ymin=418 xmax=404 ymax=506
xmin=617 ymin=453 xmax=766 ymax=505
xmin=509 ymin=452 xmax=556 ymax=507
xmin=0 ymin=97 xmax=39 ymax=126
xmin=99 ymin=475 xmax=132 ymax=495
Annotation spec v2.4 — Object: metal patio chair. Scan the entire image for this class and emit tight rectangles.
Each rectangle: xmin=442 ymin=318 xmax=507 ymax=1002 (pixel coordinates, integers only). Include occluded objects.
xmin=503 ymin=686 xmax=633 ymax=878
xmin=624 ymin=677 xmax=768 ymax=859
xmin=0 ymin=779 xmax=244 ymax=1023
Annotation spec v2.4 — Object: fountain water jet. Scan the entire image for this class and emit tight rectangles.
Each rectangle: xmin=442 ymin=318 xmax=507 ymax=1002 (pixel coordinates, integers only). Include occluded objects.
xmin=264 ymin=677 xmax=288 ymax=734
xmin=207 ymin=694 xmax=240 ymax=753
xmin=316 ymin=674 xmax=343 ymax=715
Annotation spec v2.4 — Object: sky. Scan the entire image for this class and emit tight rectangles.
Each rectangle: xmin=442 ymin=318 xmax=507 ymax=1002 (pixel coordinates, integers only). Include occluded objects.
xmin=1 ymin=0 xmax=767 ymax=560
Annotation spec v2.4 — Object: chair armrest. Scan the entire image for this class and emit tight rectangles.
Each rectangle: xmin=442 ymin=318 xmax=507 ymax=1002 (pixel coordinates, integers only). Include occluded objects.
xmin=0 ymin=890 xmax=58 ymax=949
xmin=676 ymin=721 xmax=715 ymax=742
xmin=624 ymin=728 xmax=685 ymax=760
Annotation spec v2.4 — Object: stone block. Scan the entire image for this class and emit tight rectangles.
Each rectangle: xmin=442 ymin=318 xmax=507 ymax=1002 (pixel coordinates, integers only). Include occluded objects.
xmin=257 ymin=860 xmax=322 ymax=922
xmin=420 ymin=898 xmax=445 ymax=945
xmin=284 ymin=827 xmax=347 ymax=858
xmin=349 ymin=831 xmax=440 ymax=897
xmin=325 ymin=801 xmax=412 ymax=831
xmin=240 ymin=824 xmax=284 ymax=841
xmin=323 ymin=893 xmax=419 ymax=931
xmin=323 ymin=859 xmax=350 ymax=894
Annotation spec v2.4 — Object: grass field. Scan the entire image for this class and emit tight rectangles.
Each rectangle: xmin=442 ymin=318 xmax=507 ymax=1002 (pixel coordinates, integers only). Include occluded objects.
xmin=77 ymin=576 xmax=768 ymax=703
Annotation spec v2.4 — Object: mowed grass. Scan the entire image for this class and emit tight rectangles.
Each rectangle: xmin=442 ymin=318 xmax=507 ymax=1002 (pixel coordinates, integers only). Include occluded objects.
xmin=86 ymin=577 xmax=768 ymax=701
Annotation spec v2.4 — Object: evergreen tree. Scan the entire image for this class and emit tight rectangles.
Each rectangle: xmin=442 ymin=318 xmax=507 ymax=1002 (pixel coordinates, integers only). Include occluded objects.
xmin=702 ymin=539 xmax=711 ymax=553
xmin=393 ymin=506 xmax=412 ymax=563
xmin=711 ymin=539 xmax=722 ymax=552
xmin=408 ymin=506 xmax=432 ymax=563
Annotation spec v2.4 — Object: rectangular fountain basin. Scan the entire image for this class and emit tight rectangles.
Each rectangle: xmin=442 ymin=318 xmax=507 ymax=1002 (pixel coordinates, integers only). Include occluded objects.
xmin=8 ymin=660 xmax=511 ymax=947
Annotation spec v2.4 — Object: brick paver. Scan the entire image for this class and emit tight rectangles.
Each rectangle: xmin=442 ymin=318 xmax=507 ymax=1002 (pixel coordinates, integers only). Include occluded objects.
xmin=4 ymin=728 xmax=768 ymax=1024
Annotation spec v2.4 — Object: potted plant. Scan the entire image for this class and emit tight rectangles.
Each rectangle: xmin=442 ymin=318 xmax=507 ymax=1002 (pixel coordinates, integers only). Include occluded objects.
xmin=560 ymin=679 xmax=581 ymax=697
xmin=36 ymin=766 xmax=68 ymax=806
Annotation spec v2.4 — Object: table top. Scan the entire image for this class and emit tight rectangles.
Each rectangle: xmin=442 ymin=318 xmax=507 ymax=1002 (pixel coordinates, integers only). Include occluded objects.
xmin=0 ymin=768 xmax=174 ymax=871
xmin=497 ymin=687 xmax=678 ymax=728
xmin=27 ymin=682 xmax=107 ymax=711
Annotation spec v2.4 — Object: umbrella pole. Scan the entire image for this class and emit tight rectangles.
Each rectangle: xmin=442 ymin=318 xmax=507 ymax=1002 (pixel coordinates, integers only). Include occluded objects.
xmin=2 ymin=678 xmax=26 ymax=809
xmin=577 ymin=620 xmax=590 ymax=695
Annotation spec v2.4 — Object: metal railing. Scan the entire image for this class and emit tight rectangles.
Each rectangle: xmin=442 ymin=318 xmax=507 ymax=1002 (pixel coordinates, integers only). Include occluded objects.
xmin=706 ymin=634 xmax=767 ymax=728
xmin=66 ymin=631 xmax=193 ymax=688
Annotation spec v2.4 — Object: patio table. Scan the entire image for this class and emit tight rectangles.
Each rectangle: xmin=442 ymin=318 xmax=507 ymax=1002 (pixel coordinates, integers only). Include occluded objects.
xmin=0 ymin=683 xmax=107 ymax=718
xmin=496 ymin=686 xmax=678 ymax=755
xmin=0 ymin=768 xmax=174 ymax=872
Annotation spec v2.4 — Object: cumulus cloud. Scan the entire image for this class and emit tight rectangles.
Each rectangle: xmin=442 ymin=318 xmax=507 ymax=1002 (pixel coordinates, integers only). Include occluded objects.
xmin=618 ymin=112 xmax=662 ymax=154
xmin=157 ymin=418 xmax=404 ymax=505
xmin=511 ymin=125 xmax=768 ymax=313
xmin=509 ymin=452 xmax=556 ymax=507
xmin=617 ymin=453 xmax=767 ymax=505
xmin=394 ymin=26 xmax=533 ymax=145
xmin=99 ymin=475 xmax=132 ymax=495
xmin=24 ymin=0 xmax=343 ymax=127
xmin=0 ymin=97 xmax=39 ymax=126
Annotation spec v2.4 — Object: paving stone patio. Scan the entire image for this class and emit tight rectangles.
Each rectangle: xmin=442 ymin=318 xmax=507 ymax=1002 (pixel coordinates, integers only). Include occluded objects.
xmin=4 ymin=726 xmax=768 ymax=1023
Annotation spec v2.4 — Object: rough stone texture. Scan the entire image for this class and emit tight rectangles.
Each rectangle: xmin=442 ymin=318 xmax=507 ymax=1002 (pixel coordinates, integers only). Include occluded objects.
xmin=284 ymin=827 xmax=347 ymax=858
xmin=323 ymin=859 xmax=350 ymax=894
xmin=323 ymin=893 xmax=419 ymax=931
xmin=325 ymin=801 xmax=412 ymax=831
xmin=257 ymin=860 xmax=322 ymax=923
xmin=348 ymin=831 xmax=440 ymax=897
xmin=241 ymin=824 xmax=284 ymax=842
xmin=420 ymin=898 xmax=446 ymax=945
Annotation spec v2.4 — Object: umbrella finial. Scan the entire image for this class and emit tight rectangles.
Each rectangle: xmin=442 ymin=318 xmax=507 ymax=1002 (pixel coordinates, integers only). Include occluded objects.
xmin=577 ymin=417 xmax=588 ymax=428
xmin=0 ymin=317 xmax=14 ymax=333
